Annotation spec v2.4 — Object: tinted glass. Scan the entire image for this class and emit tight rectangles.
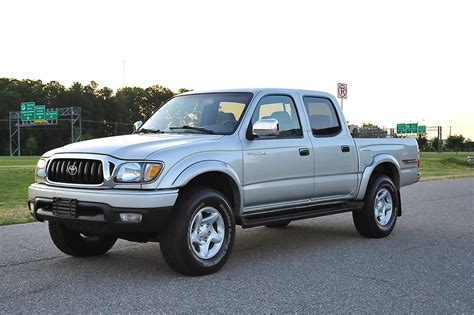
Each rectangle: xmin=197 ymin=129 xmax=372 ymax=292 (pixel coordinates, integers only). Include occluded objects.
xmin=303 ymin=97 xmax=341 ymax=136
xmin=251 ymin=95 xmax=302 ymax=137
xmin=141 ymin=93 xmax=253 ymax=134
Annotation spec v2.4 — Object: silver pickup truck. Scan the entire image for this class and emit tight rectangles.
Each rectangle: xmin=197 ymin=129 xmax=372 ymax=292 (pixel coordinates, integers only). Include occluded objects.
xmin=28 ymin=88 xmax=420 ymax=275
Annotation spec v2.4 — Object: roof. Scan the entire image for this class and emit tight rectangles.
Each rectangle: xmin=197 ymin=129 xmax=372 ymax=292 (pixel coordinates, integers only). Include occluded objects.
xmin=179 ymin=88 xmax=336 ymax=99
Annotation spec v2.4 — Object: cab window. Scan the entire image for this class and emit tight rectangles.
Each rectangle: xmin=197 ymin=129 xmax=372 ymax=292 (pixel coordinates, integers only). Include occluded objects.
xmin=303 ymin=97 xmax=342 ymax=136
xmin=251 ymin=95 xmax=302 ymax=138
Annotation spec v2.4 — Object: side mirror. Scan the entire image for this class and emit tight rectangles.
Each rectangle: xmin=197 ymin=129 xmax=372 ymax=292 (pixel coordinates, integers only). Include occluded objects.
xmin=133 ymin=121 xmax=143 ymax=132
xmin=252 ymin=118 xmax=279 ymax=137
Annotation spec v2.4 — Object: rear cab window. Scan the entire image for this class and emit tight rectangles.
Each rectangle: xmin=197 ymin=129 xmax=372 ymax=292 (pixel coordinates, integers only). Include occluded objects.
xmin=303 ymin=97 xmax=342 ymax=137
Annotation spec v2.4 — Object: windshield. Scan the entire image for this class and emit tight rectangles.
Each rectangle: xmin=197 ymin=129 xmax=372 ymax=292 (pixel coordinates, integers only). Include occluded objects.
xmin=140 ymin=92 xmax=253 ymax=135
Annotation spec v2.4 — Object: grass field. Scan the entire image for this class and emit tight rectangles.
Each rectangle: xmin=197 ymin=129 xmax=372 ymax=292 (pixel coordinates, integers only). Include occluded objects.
xmin=0 ymin=152 xmax=473 ymax=225
xmin=0 ymin=156 xmax=38 ymax=225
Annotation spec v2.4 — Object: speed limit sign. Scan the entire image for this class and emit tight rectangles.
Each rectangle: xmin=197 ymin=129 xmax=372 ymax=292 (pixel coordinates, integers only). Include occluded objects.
xmin=337 ymin=83 xmax=347 ymax=99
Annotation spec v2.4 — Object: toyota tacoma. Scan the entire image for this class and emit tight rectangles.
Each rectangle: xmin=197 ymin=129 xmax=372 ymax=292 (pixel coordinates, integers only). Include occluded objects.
xmin=28 ymin=88 xmax=420 ymax=276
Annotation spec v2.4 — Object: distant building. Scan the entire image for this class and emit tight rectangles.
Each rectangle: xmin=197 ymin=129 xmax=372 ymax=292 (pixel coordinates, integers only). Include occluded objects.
xmin=348 ymin=124 xmax=358 ymax=134
xmin=351 ymin=123 xmax=387 ymax=138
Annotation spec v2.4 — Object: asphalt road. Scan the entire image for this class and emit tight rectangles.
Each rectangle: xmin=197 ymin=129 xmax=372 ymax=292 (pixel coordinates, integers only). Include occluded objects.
xmin=1 ymin=178 xmax=473 ymax=313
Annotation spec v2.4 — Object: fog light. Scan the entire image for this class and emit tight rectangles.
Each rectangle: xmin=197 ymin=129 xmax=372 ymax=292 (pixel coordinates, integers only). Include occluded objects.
xmin=28 ymin=202 xmax=35 ymax=212
xmin=119 ymin=213 xmax=142 ymax=223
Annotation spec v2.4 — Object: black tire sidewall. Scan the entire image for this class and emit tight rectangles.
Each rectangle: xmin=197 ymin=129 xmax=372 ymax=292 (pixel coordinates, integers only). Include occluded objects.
xmin=170 ymin=188 xmax=235 ymax=272
xmin=365 ymin=176 xmax=398 ymax=236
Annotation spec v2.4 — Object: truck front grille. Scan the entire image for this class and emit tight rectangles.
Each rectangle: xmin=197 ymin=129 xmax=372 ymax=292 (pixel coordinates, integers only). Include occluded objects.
xmin=47 ymin=159 xmax=104 ymax=184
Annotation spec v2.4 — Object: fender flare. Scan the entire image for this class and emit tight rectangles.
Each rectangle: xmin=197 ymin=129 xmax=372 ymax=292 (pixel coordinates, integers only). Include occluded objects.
xmin=170 ymin=160 xmax=244 ymax=215
xmin=356 ymin=154 xmax=401 ymax=200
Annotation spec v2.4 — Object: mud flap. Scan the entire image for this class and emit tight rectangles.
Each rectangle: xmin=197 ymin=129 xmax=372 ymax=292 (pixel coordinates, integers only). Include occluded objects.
xmin=397 ymin=190 xmax=402 ymax=216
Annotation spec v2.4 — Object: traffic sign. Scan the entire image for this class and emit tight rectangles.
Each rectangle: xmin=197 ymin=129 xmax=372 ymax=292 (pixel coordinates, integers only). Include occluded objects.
xmin=397 ymin=123 xmax=406 ymax=134
xmin=34 ymin=105 xmax=46 ymax=120
xmin=418 ymin=125 xmax=426 ymax=133
xmin=20 ymin=102 xmax=35 ymax=122
xmin=337 ymin=83 xmax=347 ymax=99
xmin=407 ymin=123 xmax=418 ymax=133
xmin=45 ymin=111 xmax=58 ymax=121
xmin=20 ymin=102 xmax=58 ymax=124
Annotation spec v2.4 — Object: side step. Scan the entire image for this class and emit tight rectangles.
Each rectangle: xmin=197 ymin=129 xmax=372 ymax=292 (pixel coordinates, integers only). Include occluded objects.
xmin=240 ymin=201 xmax=364 ymax=228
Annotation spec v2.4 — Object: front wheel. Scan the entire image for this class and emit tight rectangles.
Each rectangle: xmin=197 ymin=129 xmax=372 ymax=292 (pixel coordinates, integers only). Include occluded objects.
xmin=160 ymin=188 xmax=235 ymax=276
xmin=353 ymin=175 xmax=399 ymax=238
xmin=48 ymin=221 xmax=117 ymax=257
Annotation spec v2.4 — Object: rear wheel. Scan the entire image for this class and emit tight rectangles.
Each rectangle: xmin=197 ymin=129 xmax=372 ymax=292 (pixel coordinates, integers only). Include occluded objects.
xmin=353 ymin=175 xmax=399 ymax=238
xmin=160 ymin=188 xmax=235 ymax=276
xmin=48 ymin=221 xmax=117 ymax=257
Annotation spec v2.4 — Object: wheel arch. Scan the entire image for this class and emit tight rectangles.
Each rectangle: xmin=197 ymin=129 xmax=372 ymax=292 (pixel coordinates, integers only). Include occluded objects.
xmin=171 ymin=161 xmax=243 ymax=223
xmin=356 ymin=155 xmax=401 ymax=200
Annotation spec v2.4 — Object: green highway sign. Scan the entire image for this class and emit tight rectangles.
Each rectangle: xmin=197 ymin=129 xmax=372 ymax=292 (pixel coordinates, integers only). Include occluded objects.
xmin=396 ymin=123 xmax=406 ymax=134
xmin=34 ymin=105 xmax=46 ymax=120
xmin=397 ymin=122 xmax=425 ymax=134
xmin=20 ymin=102 xmax=36 ymax=122
xmin=20 ymin=102 xmax=58 ymax=124
xmin=407 ymin=123 xmax=418 ymax=133
xmin=45 ymin=111 xmax=58 ymax=121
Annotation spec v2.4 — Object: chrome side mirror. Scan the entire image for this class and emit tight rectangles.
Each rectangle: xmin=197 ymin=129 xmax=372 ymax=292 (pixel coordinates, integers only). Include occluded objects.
xmin=252 ymin=118 xmax=279 ymax=137
xmin=133 ymin=121 xmax=143 ymax=132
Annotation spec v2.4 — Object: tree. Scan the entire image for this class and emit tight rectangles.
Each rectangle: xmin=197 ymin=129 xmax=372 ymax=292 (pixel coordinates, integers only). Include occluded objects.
xmin=431 ymin=137 xmax=441 ymax=152
xmin=26 ymin=136 xmax=38 ymax=155
xmin=416 ymin=134 xmax=428 ymax=151
xmin=445 ymin=135 xmax=465 ymax=151
xmin=0 ymin=78 xmax=188 ymax=156
xmin=464 ymin=139 xmax=474 ymax=151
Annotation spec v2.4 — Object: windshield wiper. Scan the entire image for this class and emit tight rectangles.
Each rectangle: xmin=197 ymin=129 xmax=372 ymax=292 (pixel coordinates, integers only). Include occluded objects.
xmin=134 ymin=128 xmax=163 ymax=134
xmin=168 ymin=125 xmax=215 ymax=134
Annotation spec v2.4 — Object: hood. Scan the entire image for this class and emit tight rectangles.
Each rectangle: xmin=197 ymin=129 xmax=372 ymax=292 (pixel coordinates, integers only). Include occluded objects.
xmin=43 ymin=133 xmax=224 ymax=160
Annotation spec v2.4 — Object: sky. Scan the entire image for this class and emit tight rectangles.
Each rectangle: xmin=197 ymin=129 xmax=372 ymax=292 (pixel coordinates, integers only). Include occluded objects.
xmin=1 ymin=0 xmax=473 ymax=139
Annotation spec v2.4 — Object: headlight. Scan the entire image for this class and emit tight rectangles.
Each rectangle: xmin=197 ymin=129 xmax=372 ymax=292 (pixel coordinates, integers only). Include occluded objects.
xmin=115 ymin=162 xmax=163 ymax=183
xmin=36 ymin=159 xmax=47 ymax=180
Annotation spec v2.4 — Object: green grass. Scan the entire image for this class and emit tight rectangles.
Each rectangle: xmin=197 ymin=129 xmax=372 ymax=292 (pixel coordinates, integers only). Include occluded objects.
xmin=0 ymin=156 xmax=38 ymax=225
xmin=420 ymin=152 xmax=474 ymax=181
xmin=0 ymin=153 xmax=473 ymax=225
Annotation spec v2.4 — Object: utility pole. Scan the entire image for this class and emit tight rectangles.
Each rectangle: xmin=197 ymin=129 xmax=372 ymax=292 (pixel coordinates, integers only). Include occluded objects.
xmin=438 ymin=126 xmax=443 ymax=153
xmin=448 ymin=125 xmax=453 ymax=137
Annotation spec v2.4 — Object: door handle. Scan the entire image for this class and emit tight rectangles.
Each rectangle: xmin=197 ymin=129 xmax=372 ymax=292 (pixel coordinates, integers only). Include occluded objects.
xmin=299 ymin=148 xmax=310 ymax=156
xmin=341 ymin=145 xmax=350 ymax=153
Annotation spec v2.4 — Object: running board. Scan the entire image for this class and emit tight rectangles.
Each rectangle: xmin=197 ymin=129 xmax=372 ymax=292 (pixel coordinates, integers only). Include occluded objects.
xmin=240 ymin=201 xmax=364 ymax=228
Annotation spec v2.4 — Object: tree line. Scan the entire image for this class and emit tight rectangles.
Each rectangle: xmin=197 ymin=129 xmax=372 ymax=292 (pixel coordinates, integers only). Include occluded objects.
xmin=417 ymin=134 xmax=474 ymax=152
xmin=0 ymin=78 xmax=189 ymax=156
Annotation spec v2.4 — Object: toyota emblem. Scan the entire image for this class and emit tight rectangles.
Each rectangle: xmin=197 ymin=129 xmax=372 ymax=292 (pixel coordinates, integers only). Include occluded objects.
xmin=67 ymin=165 xmax=78 ymax=176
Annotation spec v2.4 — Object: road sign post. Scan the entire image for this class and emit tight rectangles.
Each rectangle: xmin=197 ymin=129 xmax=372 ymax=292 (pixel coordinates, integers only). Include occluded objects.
xmin=337 ymin=83 xmax=347 ymax=111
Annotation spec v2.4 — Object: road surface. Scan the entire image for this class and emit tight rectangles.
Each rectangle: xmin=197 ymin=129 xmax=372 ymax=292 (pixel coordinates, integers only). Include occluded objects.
xmin=1 ymin=178 xmax=473 ymax=313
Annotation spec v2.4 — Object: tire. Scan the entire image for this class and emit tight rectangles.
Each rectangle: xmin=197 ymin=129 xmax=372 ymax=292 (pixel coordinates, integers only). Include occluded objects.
xmin=160 ymin=188 xmax=235 ymax=276
xmin=353 ymin=175 xmax=399 ymax=238
xmin=48 ymin=221 xmax=117 ymax=257
xmin=265 ymin=220 xmax=291 ymax=228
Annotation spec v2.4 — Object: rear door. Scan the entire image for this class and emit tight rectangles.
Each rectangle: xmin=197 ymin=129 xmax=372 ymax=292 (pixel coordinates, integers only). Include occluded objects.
xmin=302 ymin=96 xmax=358 ymax=200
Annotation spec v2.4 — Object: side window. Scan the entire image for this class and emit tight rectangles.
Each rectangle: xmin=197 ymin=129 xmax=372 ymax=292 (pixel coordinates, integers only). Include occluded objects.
xmin=251 ymin=95 xmax=302 ymax=137
xmin=303 ymin=97 xmax=342 ymax=136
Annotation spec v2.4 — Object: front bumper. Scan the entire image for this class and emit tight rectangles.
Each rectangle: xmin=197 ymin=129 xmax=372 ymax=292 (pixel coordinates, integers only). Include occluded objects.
xmin=28 ymin=183 xmax=179 ymax=237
